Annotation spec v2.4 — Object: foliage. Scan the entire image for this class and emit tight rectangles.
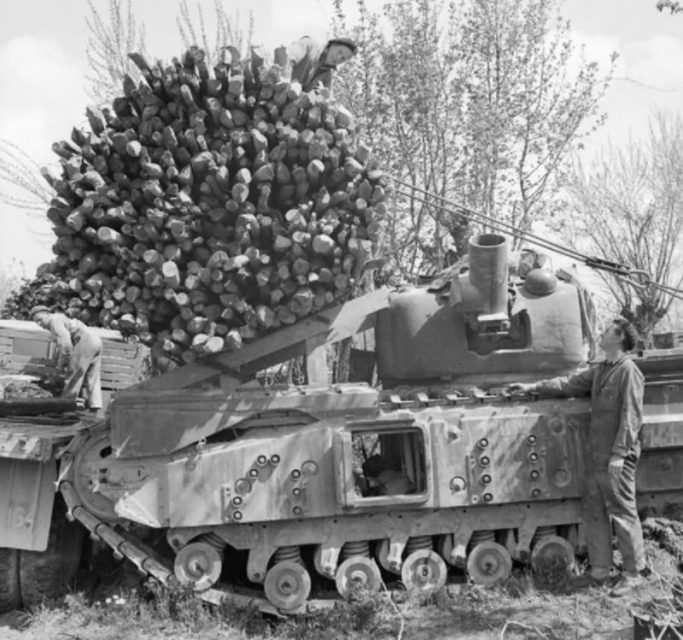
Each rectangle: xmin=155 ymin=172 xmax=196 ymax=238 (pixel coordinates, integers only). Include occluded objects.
xmin=332 ymin=0 xmax=466 ymax=278
xmin=0 ymin=1 xmax=139 ymax=226
xmin=85 ymin=0 xmax=147 ymax=106
xmin=0 ymin=140 xmax=55 ymax=212
xmin=332 ymin=0 xmax=614 ymax=280
xmin=0 ymin=264 xmax=23 ymax=314
xmin=0 ymin=140 xmax=55 ymax=257
xmin=85 ymin=0 xmax=254 ymax=102
xmin=1 ymin=268 xmax=63 ymax=319
xmin=561 ymin=111 xmax=683 ymax=337
xmin=18 ymin=559 xmax=681 ymax=640
xmin=176 ymin=0 xmax=254 ymax=66
xmin=657 ymin=0 xmax=683 ymax=13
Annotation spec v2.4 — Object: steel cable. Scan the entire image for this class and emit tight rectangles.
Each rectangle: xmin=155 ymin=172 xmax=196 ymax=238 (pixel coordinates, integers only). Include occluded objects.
xmin=388 ymin=175 xmax=683 ymax=302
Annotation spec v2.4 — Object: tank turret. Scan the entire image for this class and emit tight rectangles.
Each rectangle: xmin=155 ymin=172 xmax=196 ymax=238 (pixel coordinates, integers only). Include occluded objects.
xmin=376 ymin=233 xmax=591 ymax=387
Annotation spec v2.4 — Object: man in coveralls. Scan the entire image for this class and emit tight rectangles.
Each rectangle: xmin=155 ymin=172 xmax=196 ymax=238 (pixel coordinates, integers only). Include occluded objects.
xmin=30 ymin=306 xmax=103 ymax=412
xmin=285 ymin=36 xmax=357 ymax=92
xmin=509 ymin=317 xmax=647 ymax=595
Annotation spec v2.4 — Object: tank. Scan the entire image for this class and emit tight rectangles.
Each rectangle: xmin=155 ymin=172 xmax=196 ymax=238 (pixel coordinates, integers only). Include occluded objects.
xmin=60 ymin=233 xmax=683 ymax=613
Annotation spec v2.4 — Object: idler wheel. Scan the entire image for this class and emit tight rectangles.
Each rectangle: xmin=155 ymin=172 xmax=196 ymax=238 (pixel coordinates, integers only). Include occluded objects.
xmin=174 ymin=542 xmax=223 ymax=591
xmin=466 ymin=541 xmax=512 ymax=587
xmin=69 ymin=430 xmax=118 ymax=521
xmin=531 ymin=535 xmax=576 ymax=588
xmin=335 ymin=556 xmax=382 ymax=599
xmin=401 ymin=550 xmax=448 ymax=593
xmin=263 ymin=560 xmax=311 ymax=611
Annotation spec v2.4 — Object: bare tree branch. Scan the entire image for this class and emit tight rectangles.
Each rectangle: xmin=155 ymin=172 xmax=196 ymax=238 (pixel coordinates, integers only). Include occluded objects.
xmin=0 ymin=139 xmax=55 ymax=211
xmin=562 ymin=111 xmax=683 ymax=336
xmin=176 ymin=0 xmax=253 ymax=66
xmin=85 ymin=0 xmax=146 ymax=106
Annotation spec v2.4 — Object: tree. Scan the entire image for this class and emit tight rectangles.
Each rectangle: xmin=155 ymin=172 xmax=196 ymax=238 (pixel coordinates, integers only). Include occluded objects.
xmin=562 ymin=112 xmax=683 ymax=337
xmin=85 ymin=0 xmax=147 ymax=106
xmin=332 ymin=0 xmax=614 ymax=280
xmin=333 ymin=0 xmax=470 ymax=278
xmin=86 ymin=0 xmax=254 ymax=106
xmin=0 ymin=140 xmax=54 ymax=212
xmin=0 ymin=1 xmax=141 ymax=235
xmin=0 ymin=260 xmax=25 ymax=312
xmin=656 ymin=0 xmax=683 ymax=13
xmin=453 ymin=1 xmax=614 ymax=241
xmin=176 ymin=0 xmax=254 ymax=66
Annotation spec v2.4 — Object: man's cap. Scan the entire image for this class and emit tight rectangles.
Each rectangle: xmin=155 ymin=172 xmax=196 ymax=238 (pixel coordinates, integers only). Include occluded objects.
xmin=30 ymin=305 xmax=51 ymax=319
xmin=327 ymin=37 xmax=358 ymax=54
xmin=612 ymin=316 xmax=639 ymax=351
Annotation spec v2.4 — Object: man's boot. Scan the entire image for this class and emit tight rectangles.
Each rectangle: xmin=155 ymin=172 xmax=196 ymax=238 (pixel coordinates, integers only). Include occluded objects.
xmin=609 ymin=567 xmax=650 ymax=597
xmin=569 ymin=571 xmax=613 ymax=591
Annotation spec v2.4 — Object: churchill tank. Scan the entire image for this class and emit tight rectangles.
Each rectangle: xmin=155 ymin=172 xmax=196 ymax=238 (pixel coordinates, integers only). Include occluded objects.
xmin=59 ymin=232 xmax=683 ymax=613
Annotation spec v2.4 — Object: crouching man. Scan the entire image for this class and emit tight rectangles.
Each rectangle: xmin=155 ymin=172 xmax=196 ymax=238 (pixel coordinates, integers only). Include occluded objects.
xmin=285 ymin=36 xmax=357 ymax=92
xmin=30 ymin=306 xmax=103 ymax=412
xmin=508 ymin=317 xmax=647 ymax=595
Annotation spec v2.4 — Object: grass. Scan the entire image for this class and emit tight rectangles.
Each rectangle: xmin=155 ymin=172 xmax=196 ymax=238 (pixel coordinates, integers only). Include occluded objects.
xmin=18 ymin=582 xmax=253 ymax=640
xmin=6 ymin=569 xmax=640 ymax=640
xmin=5 ymin=531 xmax=682 ymax=640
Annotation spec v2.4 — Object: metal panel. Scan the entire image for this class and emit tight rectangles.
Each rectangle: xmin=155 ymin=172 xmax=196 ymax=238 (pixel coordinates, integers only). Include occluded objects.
xmin=0 ymin=431 xmax=53 ymax=461
xmin=110 ymin=385 xmax=380 ymax=458
xmin=637 ymin=449 xmax=683 ymax=493
xmin=160 ymin=424 xmax=340 ymax=527
xmin=429 ymin=401 xmax=586 ymax=508
xmin=0 ymin=420 xmax=89 ymax=462
xmin=377 ymin=282 xmax=586 ymax=385
xmin=0 ymin=458 xmax=55 ymax=551
xmin=641 ymin=418 xmax=683 ymax=449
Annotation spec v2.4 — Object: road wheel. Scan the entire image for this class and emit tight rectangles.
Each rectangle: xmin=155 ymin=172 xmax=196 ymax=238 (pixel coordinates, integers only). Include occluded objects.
xmin=19 ymin=496 xmax=85 ymax=608
xmin=0 ymin=549 xmax=20 ymax=613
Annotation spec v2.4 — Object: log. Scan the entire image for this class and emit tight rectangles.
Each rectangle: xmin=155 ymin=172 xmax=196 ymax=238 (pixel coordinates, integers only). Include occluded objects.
xmin=6 ymin=45 xmax=387 ymax=371
xmin=162 ymin=261 xmax=180 ymax=289
xmin=0 ymin=398 xmax=80 ymax=417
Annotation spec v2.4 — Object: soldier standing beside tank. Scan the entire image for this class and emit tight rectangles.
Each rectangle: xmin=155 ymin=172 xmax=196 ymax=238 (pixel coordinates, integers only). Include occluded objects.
xmin=508 ymin=317 xmax=647 ymax=596
xmin=30 ymin=306 xmax=103 ymax=413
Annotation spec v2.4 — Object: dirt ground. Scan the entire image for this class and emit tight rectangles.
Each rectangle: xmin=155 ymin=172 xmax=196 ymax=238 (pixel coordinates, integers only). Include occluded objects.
xmin=1 ymin=520 xmax=682 ymax=640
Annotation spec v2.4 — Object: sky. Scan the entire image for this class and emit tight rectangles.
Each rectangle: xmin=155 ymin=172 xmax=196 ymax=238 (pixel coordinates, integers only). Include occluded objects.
xmin=1 ymin=0 xmax=682 ymax=276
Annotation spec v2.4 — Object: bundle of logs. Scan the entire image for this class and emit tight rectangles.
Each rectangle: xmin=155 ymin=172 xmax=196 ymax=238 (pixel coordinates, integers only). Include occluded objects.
xmin=14 ymin=46 xmax=387 ymax=367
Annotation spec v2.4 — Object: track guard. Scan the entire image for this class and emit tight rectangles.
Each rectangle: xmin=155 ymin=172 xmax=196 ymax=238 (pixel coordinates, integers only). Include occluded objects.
xmin=0 ymin=458 xmax=55 ymax=551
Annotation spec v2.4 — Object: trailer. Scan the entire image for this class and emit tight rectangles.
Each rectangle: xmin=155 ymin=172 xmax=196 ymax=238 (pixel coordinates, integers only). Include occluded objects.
xmin=0 ymin=321 xmax=147 ymax=610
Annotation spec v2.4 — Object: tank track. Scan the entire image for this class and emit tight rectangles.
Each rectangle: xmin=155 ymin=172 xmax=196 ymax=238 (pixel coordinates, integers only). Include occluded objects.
xmin=58 ymin=423 xmax=338 ymax=616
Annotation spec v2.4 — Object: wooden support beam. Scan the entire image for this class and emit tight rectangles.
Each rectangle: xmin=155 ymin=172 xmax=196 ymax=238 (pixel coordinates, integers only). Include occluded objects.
xmin=127 ymin=288 xmax=390 ymax=392
xmin=304 ymin=340 xmax=328 ymax=385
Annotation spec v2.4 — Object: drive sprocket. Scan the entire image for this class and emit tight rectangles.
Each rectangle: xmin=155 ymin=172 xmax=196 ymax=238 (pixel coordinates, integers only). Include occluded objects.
xmin=66 ymin=428 xmax=119 ymax=522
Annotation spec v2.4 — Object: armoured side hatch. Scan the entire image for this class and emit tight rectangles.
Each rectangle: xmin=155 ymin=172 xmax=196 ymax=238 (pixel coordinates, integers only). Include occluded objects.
xmin=334 ymin=418 xmax=431 ymax=508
